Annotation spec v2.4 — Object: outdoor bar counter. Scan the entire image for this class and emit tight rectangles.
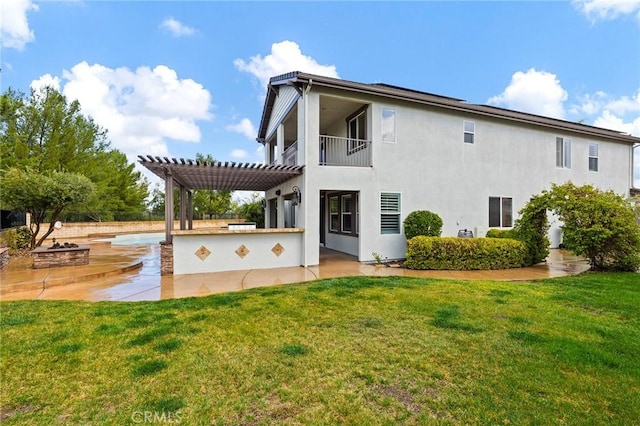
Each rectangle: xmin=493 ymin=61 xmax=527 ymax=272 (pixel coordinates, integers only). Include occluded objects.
xmin=170 ymin=228 xmax=305 ymax=275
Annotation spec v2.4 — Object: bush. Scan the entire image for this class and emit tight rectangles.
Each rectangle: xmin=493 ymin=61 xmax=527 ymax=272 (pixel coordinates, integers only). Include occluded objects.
xmin=485 ymin=228 xmax=517 ymax=239
xmin=405 ymin=236 xmax=528 ymax=270
xmin=516 ymin=183 xmax=640 ymax=271
xmin=0 ymin=227 xmax=31 ymax=250
xmin=548 ymin=183 xmax=640 ymax=271
xmin=403 ymin=210 xmax=443 ymax=240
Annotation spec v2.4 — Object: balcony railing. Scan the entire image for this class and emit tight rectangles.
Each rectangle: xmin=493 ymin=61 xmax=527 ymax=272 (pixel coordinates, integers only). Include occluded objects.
xmin=319 ymin=135 xmax=372 ymax=167
xmin=283 ymin=141 xmax=298 ymax=166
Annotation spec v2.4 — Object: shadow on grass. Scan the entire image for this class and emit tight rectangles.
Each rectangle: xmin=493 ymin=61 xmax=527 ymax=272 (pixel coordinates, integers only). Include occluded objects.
xmin=432 ymin=305 xmax=482 ymax=333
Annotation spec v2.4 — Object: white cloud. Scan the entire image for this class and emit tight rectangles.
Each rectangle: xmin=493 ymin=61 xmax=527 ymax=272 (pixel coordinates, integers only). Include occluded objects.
xmin=573 ymin=0 xmax=640 ymax=21
xmin=159 ymin=17 xmax=196 ymax=37
xmin=488 ymin=69 xmax=568 ymax=119
xmin=30 ymin=74 xmax=61 ymax=92
xmin=605 ymin=90 xmax=640 ymax=115
xmin=1 ymin=0 xmax=38 ymax=50
xmin=593 ymin=110 xmax=640 ymax=135
xmin=226 ymin=118 xmax=257 ymax=140
xmin=234 ymin=40 xmax=339 ymax=89
xmin=571 ymin=90 xmax=640 ymax=135
xmin=32 ymin=61 xmax=213 ymax=161
xmin=230 ymin=149 xmax=248 ymax=159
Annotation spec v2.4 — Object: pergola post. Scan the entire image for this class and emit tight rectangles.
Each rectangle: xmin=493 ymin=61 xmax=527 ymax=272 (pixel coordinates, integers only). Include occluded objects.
xmin=187 ymin=190 xmax=193 ymax=230
xmin=179 ymin=185 xmax=186 ymax=230
xmin=164 ymin=168 xmax=174 ymax=243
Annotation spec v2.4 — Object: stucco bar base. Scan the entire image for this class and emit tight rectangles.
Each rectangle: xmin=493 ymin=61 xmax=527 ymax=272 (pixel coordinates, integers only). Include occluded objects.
xmin=171 ymin=228 xmax=304 ymax=275
xmin=31 ymin=245 xmax=90 ymax=269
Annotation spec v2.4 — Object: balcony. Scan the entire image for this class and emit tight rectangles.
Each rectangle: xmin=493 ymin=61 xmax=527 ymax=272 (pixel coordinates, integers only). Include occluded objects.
xmin=283 ymin=141 xmax=298 ymax=166
xmin=319 ymin=135 xmax=372 ymax=167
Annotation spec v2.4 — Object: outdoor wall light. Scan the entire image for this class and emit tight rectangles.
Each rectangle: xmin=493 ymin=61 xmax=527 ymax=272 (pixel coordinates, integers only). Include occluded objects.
xmin=291 ymin=186 xmax=301 ymax=206
xmin=260 ymin=199 xmax=267 ymax=210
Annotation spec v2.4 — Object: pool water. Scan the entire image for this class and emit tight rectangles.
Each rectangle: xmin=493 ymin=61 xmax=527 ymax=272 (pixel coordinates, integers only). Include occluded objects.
xmin=97 ymin=232 xmax=165 ymax=245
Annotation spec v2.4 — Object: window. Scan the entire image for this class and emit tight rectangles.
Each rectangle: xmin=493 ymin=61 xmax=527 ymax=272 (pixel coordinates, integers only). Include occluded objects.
xmin=341 ymin=194 xmax=352 ymax=233
xmin=329 ymin=196 xmax=339 ymax=232
xmin=489 ymin=197 xmax=513 ymax=227
xmin=556 ymin=137 xmax=571 ymax=168
xmin=328 ymin=192 xmax=358 ymax=235
xmin=380 ymin=192 xmax=401 ymax=234
xmin=381 ymin=108 xmax=396 ymax=143
xmin=463 ymin=121 xmax=475 ymax=144
xmin=347 ymin=108 xmax=367 ymax=153
xmin=589 ymin=143 xmax=599 ymax=172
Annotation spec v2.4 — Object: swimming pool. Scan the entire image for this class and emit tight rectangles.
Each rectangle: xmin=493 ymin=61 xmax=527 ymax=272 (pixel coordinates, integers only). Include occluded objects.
xmin=96 ymin=232 xmax=165 ymax=245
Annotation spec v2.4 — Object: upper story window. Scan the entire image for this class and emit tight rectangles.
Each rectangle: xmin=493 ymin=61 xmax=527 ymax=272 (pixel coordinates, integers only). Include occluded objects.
xmin=463 ymin=121 xmax=475 ymax=144
xmin=347 ymin=107 xmax=367 ymax=153
xmin=556 ymin=137 xmax=572 ymax=169
xmin=380 ymin=192 xmax=401 ymax=235
xmin=381 ymin=108 xmax=396 ymax=143
xmin=589 ymin=143 xmax=599 ymax=172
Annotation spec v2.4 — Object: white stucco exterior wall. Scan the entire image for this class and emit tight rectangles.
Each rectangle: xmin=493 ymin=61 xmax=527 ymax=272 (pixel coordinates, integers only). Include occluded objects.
xmin=297 ymin=88 xmax=633 ymax=263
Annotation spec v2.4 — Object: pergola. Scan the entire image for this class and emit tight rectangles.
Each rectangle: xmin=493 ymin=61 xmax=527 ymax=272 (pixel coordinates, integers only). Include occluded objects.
xmin=138 ymin=156 xmax=304 ymax=242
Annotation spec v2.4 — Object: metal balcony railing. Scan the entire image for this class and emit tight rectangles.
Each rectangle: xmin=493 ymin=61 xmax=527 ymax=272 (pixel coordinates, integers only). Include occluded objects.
xmin=319 ymin=135 xmax=372 ymax=167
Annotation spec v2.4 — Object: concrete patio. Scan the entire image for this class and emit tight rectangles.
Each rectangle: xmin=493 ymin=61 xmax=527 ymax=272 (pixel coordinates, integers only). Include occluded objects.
xmin=0 ymin=239 xmax=591 ymax=302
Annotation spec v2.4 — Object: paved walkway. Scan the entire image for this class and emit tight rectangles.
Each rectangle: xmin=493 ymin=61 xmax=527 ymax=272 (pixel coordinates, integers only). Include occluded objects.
xmin=0 ymin=240 xmax=590 ymax=302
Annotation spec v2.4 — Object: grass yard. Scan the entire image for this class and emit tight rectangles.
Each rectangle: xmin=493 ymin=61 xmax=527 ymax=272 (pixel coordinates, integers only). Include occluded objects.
xmin=1 ymin=272 xmax=639 ymax=425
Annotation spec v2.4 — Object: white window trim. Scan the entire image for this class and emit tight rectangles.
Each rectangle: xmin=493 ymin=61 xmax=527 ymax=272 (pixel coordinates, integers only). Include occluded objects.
xmin=556 ymin=137 xmax=572 ymax=169
xmin=381 ymin=107 xmax=396 ymax=143
xmin=489 ymin=196 xmax=513 ymax=228
xmin=463 ymin=120 xmax=475 ymax=144
xmin=589 ymin=143 xmax=599 ymax=172
xmin=380 ymin=192 xmax=402 ymax=235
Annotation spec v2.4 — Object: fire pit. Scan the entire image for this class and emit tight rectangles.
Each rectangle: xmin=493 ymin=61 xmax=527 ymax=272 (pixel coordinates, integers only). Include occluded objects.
xmin=31 ymin=239 xmax=90 ymax=269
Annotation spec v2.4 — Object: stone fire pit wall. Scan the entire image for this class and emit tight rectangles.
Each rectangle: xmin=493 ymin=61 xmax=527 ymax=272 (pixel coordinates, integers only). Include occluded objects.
xmin=31 ymin=245 xmax=90 ymax=269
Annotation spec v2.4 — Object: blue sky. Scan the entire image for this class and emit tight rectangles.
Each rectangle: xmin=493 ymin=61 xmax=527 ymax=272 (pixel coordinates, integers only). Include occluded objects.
xmin=2 ymin=0 xmax=639 ymax=186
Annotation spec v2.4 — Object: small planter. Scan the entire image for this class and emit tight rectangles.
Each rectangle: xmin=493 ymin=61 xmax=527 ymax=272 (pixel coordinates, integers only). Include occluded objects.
xmin=31 ymin=245 xmax=90 ymax=269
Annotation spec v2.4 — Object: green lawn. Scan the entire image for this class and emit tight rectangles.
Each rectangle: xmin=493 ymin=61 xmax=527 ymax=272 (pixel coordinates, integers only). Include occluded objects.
xmin=1 ymin=272 xmax=639 ymax=425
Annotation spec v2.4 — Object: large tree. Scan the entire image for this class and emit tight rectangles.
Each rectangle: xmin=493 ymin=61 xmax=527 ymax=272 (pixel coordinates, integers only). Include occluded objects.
xmin=0 ymin=168 xmax=95 ymax=248
xmin=0 ymin=86 xmax=148 ymax=220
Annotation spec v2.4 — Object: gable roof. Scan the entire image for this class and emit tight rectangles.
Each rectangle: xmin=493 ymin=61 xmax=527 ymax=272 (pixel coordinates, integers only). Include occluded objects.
xmin=257 ymin=71 xmax=639 ymax=145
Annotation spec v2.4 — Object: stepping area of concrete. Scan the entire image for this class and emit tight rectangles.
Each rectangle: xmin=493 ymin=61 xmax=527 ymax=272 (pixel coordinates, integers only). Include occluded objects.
xmin=0 ymin=239 xmax=590 ymax=302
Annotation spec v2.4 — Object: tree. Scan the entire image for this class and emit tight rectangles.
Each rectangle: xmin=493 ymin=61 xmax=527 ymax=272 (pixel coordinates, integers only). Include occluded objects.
xmin=515 ymin=182 xmax=640 ymax=271
xmin=0 ymin=87 xmax=148 ymax=219
xmin=234 ymin=192 xmax=265 ymax=228
xmin=192 ymin=153 xmax=233 ymax=219
xmin=0 ymin=168 xmax=95 ymax=248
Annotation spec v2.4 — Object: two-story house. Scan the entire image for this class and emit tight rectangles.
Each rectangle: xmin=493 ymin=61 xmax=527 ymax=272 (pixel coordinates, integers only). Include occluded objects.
xmin=257 ymin=71 xmax=637 ymax=265
xmin=140 ymin=71 xmax=638 ymax=275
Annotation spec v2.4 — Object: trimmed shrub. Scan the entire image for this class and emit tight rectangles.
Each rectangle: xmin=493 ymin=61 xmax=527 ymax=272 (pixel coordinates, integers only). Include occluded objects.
xmin=405 ymin=236 xmax=528 ymax=270
xmin=485 ymin=228 xmax=516 ymax=239
xmin=403 ymin=210 xmax=443 ymax=240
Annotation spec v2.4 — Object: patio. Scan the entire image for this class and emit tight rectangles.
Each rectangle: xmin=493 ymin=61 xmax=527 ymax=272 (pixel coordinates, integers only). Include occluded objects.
xmin=0 ymin=239 xmax=590 ymax=302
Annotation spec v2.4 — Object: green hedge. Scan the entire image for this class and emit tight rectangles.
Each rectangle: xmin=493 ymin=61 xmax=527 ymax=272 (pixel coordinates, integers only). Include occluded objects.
xmin=485 ymin=228 xmax=516 ymax=239
xmin=405 ymin=236 xmax=529 ymax=270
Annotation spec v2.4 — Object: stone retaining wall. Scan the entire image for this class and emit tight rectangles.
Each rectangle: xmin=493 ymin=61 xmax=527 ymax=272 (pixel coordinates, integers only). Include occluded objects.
xmin=39 ymin=219 xmax=244 ymax=240
xmin=32 ymin=245 xmax=90 ymax=269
